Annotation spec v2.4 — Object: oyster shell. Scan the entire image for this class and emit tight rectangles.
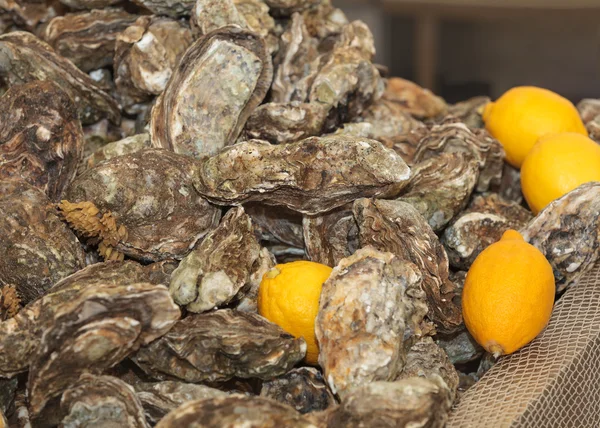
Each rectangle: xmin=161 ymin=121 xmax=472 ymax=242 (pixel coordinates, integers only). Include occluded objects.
xmin=155 ymin=395 xmax=317 ymax=428
xmin=194 ymin=136 xmax=410 ymax=215
xmin=491 ymin=162 xmax=524 ymax=205
xmin=0 ymin=377 xmax=17 ymax=415
xmin=150 ymin=26 xmax=272 ymax=158
xmin=436 ymin=329 xmax=482 ymax=366
xmin=41 ymin=8 xmax=138 ymax=72
xmin=264 ymin=0 xmax=321 ymax=15
xmin=576 ymin=98 xmax=600 ymax=124
xmin=135 ymin=381 xmax=228 ymax=425
xmin=353 ymin=198 xmax=462 ymax=333
xmin=84 ymin=133 xmax=151 ymax=171
xmin=246 ymin=203 xmax=304 ymax=248
xmin=315 ymin=247 xmax=429 ymax=398
xmin=234 ymin=246 xmax=276 ymax=313
xmin=169 ymin=206 xmax=262 ymax=313
xmin=114 ymin=16 xmax=193 ymax=111
xmin=441 ymin=96 xmax=489 ymax=129
xmin=521 ymin=182 xmax=600 ymax=292
xmin=0 ymin=80 xmax=83 ymax=201
xmin=384 ymin=77 xmax=447 ymax=119
xmin=260 ymin=367 xmax=336 ymax=414
xmin=60 ymin=374 xmax=149 ymax=428
xmin=0 ymin=31 xmax=120 ymax=124
xmin=130 ymin=0 xmax=195 ymax=18
xmin=300 ymin=0 xmax=347 ymax=42
xmin=131 ymin=309 xmax=306 ymax=383
xmin=0 ymin=285 xmax=20 ymax=321
xmin=0 ymin=179 xmax=85 ymax=304
xmin=0 ymin=0 xmax=60 ymax=32
xmin=59 ymin=0 xmax=121 ymax=9
xmin=303 ymin=203 xmax=357 ymax=267
xmin=397 ymin=152 xmax=480 ymax=232
xmin=62 ymin=148 xmax=221 ymax=262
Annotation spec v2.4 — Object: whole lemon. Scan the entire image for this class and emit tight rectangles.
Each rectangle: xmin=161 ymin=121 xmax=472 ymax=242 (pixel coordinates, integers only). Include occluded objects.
xmin=258 ymin=260 xmax=332 ymax=365
xmin=521 ymin=132 xmax=600 ymax=214
xmin=462 ymin=230 xmax=555 ymax=357
xmin=482 ymin=86 xmax=587 ymax=168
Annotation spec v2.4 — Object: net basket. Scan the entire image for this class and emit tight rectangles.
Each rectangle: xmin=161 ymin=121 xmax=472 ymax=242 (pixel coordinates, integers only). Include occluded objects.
xmin=448 ymin=263 xmax=600 ymax=427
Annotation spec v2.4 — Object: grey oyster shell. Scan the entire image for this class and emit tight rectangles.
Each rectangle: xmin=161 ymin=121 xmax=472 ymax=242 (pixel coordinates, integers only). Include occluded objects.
xmin=131 ymin=309 xmax=307 ymax=383
xmin=83 ymin=133 xmax=151 ymax=172
xmin=169 ymin=206 xmax=262 ymax=313
xmin=491 ymin=162 xmax=524 ymax=205
xmin=63 ymin=148 xmax=221 ymax=262
xmin=260 ymin=367 xmax=336 ymax=414
xmin=233 ymin=246 xmax=276 ymax=313
xmin=315 ymin=247 xmax=429 ymax=398
xmin=60 ymin=374 xmax=149 ymax=428
xmin=114 ymin=16 xmax=193 ymax=111
xmin=135 ymin=381 xmax=228 ymax=425
xmin=521 ymin=182 xmax=600 ymax=293
xmin=155 ymin=395 xmax=317 ymax=428
xmin=246 ymin=203 xmax=304 ymax=248
xmin=194 ymin=136 xmax=411 ymax=215
xmin=41 ymin=8 xmax=138 ymax=72
xmin=27 ymin=280 xmax=180 ymax=416
xmin=442 ymin=96 xmax=489 ymax=129
xmin=577 ymin=99 xmax=600 ymax=140
xmin=353 ymin=198 xmax=462 ymax=333
xmin=436 ymin=329 xmax=482 ymax=366
xmin=0 ymin=179 xmax=85 ymax=304
xmin=0 ymin=31 xmax=120 ymax=124
xmin=150 ymin=26 xmax=272 ymax=158
xmin=130 ymin=0 xmax=195 ymax=18
xmin=0 ymin=80 xmax=83 ymax=201
xmin=264 ymin=0 xmax=322 ymax=16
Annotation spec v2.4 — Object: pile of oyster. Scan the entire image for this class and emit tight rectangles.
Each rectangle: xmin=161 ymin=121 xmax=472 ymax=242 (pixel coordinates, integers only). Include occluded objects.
xmin=1 ymin=0 xmax=599 ymax=426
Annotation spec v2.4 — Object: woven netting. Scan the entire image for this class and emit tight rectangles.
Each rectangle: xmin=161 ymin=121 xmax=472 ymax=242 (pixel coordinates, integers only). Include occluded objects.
xmin=448 ymin=263 xmax=600 ymax=428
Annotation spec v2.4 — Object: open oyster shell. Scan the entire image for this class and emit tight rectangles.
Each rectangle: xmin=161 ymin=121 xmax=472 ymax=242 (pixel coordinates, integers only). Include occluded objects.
xmin=150 ymin=26 xmax=272 ymax=158
xmin=0 ymin=80 xmax=83 ymax=201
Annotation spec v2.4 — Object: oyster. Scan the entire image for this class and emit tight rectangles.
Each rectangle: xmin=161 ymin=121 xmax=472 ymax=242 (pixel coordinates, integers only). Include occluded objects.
xmin=234 ymin=246 xmax=276 ymax=313
xmin=61 ymin=148 xmax=221 ymax=262
xmin=303 ymin=203 xmax=357 ymax=267
xmin=131 ymin=309 xmax=306 ymax=383
xmin=576 ymin=98 xmax=600 ymax=124
xmin=383 ymin=77 xmax=447 ymax=119
xmin=150 ymin=26 xmax=272 ymax=158
xmin=315 ymin=247 xmax=429 ymax=398
xmin=0 ymin=0 xmax=60 ymax=32
xmin=194 ymin=136 xmax=411 ymax=215
xmin=0 ymin=377 xmax=17 ymax=414
xmin=353 ymin=198 xmax=462 ymax=333
xmin=41 ymin=8 xmax=138 ymax=72
xmin=300 ymin=0 xmax=347 ymax=41
xmin=59 ymin=0 xmax=121 ymax=9
xmin=260 ymin=367 xmax=336 ymax=414
xmin=441 ymin=96 xmax=489 ymax=129
xmin=130 ymin=0 xmax=195 ymax=18
xmin=246 ymin=203 xmax=304 ymax=248
xmin=169 ymin=206 xmax=262 ymax=313
xmin=0 ymin=31 xmax=120 ymax=124
xmin=0 ymin=285 xmax=20 ymax=321
xmin=60 ymin=374 xmax=149 ymax=428
xmin=0 ymin=179 xmax=85 ymax=304
xmin=155 ymin=395 xmax=317 ymax=428
xmin=84 ymin=133 xmax=151 ymax=171
xmin=436 ymin=329 xmax=482 ymax=366
xmin=0 ymin=80 xmax=83 ymax=201
xmin=114 ymin=16 xmax=193 ymax=111
xmin=397 ymin=152 xmax=480 ymax=232
xmin=521 ymin=182 xmax=600 ymax=292
xmin=264 ymin=0 xmax=321 ymax=15
xmin=135 ymin=381 xmax=228 ymax=425
xmin=491 ymin=162 xmax=524 ymax=205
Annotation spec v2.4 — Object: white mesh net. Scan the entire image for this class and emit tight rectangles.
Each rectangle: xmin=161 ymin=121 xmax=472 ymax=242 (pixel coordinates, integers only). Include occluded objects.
xmin=448 ymin=263 xmax=600 ymax=427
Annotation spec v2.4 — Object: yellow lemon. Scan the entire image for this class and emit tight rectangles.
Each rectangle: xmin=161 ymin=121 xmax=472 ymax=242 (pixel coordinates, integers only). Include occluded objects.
xmin=258 ymin=260 xmax=332 ymax=365
xmin=462 ymin=230 xmax=555 ymax=357
xmin=521 ymin=132 xmax=600 ymax=214
xmin=482 ymin=86 xmax=587 ymax=168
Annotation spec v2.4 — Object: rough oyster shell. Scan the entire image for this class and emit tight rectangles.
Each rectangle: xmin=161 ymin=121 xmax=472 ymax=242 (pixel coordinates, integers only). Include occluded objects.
xmin=264 ymin=0 xmax=321 ymax=16
xmin=150 ymin=26 xmax=272 ymax=158
xmin=440 ymin=96 xmax=489 ymax=129
xmin=83 ymin=133 xmax=151 ymax=171
xmin=131 ymin=309 xmax=306 ymax=383
xmin=194 ymin=136 xmax=411 ymax=215
xmin=0 ymin=31 xmax=120 ymax=124
xmin=315 ymin=247 xmax=429 ymax=398
xmin=0 ymin=80 xmax=83 ymax=201
xmin=62 ymin=148 xmax=221 ymax=262
xmin=59 ymin=0 xmax=121 ymax=9
xmin=246 ymin=203 xmax=304 ymax=248
xmin=233 ymin=246 xmax=276 ymax=313
xmin=130 ymin=0 xmax=195 ymax=18
xmin=384 ymin=77 xmax=447 ymax=119
xmin=353 ymin=198 xmax=462 ymax=333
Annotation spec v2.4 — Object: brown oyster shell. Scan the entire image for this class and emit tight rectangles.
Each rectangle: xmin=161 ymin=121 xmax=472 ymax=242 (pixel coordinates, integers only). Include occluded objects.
xmin=194 ymin=136 xmax=410 ymax=215
xmin=260 ymin=367 xmax=336 ymax=414
xmin=521 ymin=182 xmax=600 ymax=293
xmin=442 ymin=96 xmax=489 ymax=129
xmin=62 ymin=148 xmax=221 ymax=262
xmin=0 ymin=285 xmax=20 ymax=321
xmin=1 ymin=0 xmax=62 ymax=32
xmin=353 ymin=198 xmax=462 ymax=333
xmin=150 ymin=26 xmax=272 ymax=158
xmin=315 ymin=247 xmax=429 ymax=398
xmin=397 ymin=152 xmax=480 ymax=232
xmin=60 ymin=374 xmax=149 ymax=428
xmin=323 ymin=378 xmax=452 ymax=427
xmin=0 ymin=31 xmax=120 ymax=125
xmin=114 ymin=16 xmax=193 ymax=111
xmin=302 ymin=203 xmax=357 ymax=267
xmin=490 ymin=162 xmax=524 ymax=205
xmin=384 ymin=77 xmax=447 ymax=119
xmin=300 ymin=0 xmax=347 ymax=42
xmin=233 ymin=246 xmax=276 ymax=313
xmin=131 ymin=309 xmax=307 ymax=383
xmin=130 ymin=0 xmax=194 ymax=18
xmin=0 ymin=80 xmax=83 ymax=201
xmin=84 ymin=133 xmax=151 ymax=171
xmin=0 ymin=179 xmax=85 ymax=304
xmin=59 ymin=0 xmax=121 ymax=9
xmin=155 ymin=395 xmax=317 ymax=428
xmin=41 ymin=8 xmax=138 ymax=72
xmin=264 ymin=0 xmax=321 ymax=15
xmin=169 ymin=206 xmax=262 ymax=313
xmin=135 ymin=381 xmax=228 ymax=425
xmin=27 ymin=280 xmax=180 ymax=416
xmin=246 ymin=203 xmax=304 ymax=248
